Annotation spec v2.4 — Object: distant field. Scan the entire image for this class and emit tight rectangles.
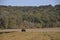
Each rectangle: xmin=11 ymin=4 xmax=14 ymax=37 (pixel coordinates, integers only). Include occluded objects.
xmin=0 ymin=28 xmax=60 ymax=32
xmin=0 ymin=32 xmax=60 ymax=40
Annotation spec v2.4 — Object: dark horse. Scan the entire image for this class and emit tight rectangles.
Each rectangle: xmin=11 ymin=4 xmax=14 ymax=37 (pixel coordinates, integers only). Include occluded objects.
xmin=21 ymin=29 xmax=26 ymax=32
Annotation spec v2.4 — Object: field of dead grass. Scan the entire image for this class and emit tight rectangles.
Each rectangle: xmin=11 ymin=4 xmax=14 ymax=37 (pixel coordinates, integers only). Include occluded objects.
xmin=0 ymin=32 xmax=60 ymax=40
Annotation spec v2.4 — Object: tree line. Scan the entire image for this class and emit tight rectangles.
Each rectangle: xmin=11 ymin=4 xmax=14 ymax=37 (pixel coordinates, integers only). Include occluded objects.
xmin=0 ymin=4 xmax=60 ymax=29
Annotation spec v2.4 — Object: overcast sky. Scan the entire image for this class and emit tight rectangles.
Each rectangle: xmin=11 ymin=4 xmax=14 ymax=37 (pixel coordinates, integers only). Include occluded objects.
xmin=0 ymin=0 xmax=60 ymax=6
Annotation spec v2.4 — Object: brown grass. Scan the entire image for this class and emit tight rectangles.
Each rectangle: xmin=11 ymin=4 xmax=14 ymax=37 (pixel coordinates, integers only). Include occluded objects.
xmin=0 ymin=32 xmax=60 ymax=40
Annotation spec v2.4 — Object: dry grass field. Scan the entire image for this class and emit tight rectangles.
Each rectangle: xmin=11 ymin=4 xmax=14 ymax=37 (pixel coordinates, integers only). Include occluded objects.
xmin=0 ymin=32 xmax=60 ymax=40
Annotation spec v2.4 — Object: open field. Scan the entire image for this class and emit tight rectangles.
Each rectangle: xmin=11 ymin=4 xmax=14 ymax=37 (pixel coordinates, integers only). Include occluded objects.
xmin=0 ymin=28 xmax=60 ymax=40
xmin=0 ymin=32 xmax=60 ymax=40
xmin=0 ymin=28 xmax=60 ymax=32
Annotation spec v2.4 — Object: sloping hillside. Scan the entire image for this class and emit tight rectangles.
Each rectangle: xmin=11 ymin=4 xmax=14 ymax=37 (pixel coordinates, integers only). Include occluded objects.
xmin=0 ymin=4 xmax=60 ymax=29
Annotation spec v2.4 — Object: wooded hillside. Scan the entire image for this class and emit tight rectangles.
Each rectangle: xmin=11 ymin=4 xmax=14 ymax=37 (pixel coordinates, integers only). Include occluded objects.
xmin=0 ymin=4 xmax=60 ymax=29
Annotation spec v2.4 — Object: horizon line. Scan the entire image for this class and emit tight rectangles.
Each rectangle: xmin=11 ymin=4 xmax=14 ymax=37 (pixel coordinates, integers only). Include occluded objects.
xmin=0 ymin=4 xmax=60 ymax=6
